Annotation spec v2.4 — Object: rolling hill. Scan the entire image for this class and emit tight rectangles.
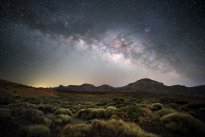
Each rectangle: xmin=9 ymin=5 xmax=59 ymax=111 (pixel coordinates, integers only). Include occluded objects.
xmin=0 ymin=79 xmax=57 ymax=97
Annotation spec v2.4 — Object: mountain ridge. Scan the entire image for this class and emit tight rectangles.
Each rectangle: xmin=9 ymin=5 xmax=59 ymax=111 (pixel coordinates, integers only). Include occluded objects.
xmin=54 ymin=78 xmax=205 ymax=96
xmin=0 ymin=78 xmax=204 ymax=96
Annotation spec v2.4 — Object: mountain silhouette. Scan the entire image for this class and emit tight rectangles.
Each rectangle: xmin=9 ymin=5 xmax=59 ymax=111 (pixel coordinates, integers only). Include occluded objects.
xmin=0 ymin=78 xmax=204 ymax=96
xmin=55 ymin=78 xmax=205 ymax=96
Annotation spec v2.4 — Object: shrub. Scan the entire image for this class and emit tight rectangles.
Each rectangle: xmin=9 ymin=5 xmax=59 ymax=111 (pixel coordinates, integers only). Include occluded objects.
xmin=54 ymin=108 xmax=72 ymax=116
xmin=20 ymin=124 xmax=50 ymax=137
xmin=127 ymin=98 xmax=142 ymax=103
xmin=77 ymin=108 xmax=107 ymax=120
xmin=56 ymin=114 xmax=71 ymax=123
xmin=90 ymin=119 xmax=158 ymax=137
xmin=9 ymin=102 xmax=37 ymax=109
xmin=106 ymin=106 xmax=117 ymax=117
xmin=137 ymin=103 xmax=148 ymax=108
xmin=61 ymin=124 xmax=91 ymax=137
xmin=43 ymin=117 xmax=52 ymax=127
xmin=54 ymin=118 xmax=63 ymax=125
xmin=158 ymin=97 xmax=188 ymax=105
xmin=76 ymin=108 xmax=93 ymax=120
xmin=155 ymin=108 xmax=176 ymax=117
xmin=127 ymin=106 xmax=142 ymax=121
xmin=11 ymin=107 xmax=45 ymax=124
xmin=139 ymin=108 xmax=156 ymax=118
xmin=61 ymin=119 xmax=157 ymax=137
xmin=110 ymin=114 xmax=121 ymax=120
xmin=46 ymin=113 xmax=56 ymax=120
xmin=118 ymin=106 xmax=142 ymax=121
xmin=95 ymin=108 xmax=107 ymax=118
xmin=77 ymin=107 xmax=118 ymax=120
xmin=97 ymin=101 xmax=108 ymax=106
xmin=112 ymin=98 xmax=125 ymax=104
xmin=0 ymin=97 xmax=15 ymax=105
xmin=72 ymin=105 xmax=82 ymax=113
xmin=161 ymin=112 xmax=205 ymax=135
xmin=0 ymin=109 xmax=18 ymax=137
xmin=137 ymin=108 xmax=161 ymax=131
xmin=148 ymin=103 xmax=163 ymax=111
xmin=38 ymin=104 xmax=56 ymax=114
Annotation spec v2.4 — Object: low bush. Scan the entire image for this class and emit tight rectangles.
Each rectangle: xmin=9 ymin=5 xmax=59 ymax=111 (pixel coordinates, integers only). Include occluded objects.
xmin=0 ymin=97 xmax=15 ymax=105
xmin=46 ymin=113 xmax=56 ymax=120
xmin=137 ymin=103 xmax=148 ymax=108
xmin=77 ymin=108 xmax=107 ymax=120
xmin=71 ymin=105 xmax=82 ymax=113
xmin=43 ymin=117 xmax=52 ymax=127
xmin=54 ymin=108 xmax=72 ymax=116
xmin=56 ymin=114 xmax=71 ymax=123
xmin=61 ymin=119 xmax=157 ymax=137
xmin=0 ymin=109 xmax=19 ymax=137
xmin=127 ymin=98 xmax=142 ymax=103
xmin=20 ymin=124 xmax=50 ymax=137
xmin=148 ymin=103 xmax=163 ymax=111
xmin=112 ymin=98 xmax=125 ymax=104
xmin=158 ymin=97 xmax=188 ymax=105
xmin=106 ymin=106 xmax=117 ymax=117
xmin=118 ymin=105 xmax=142 ymax=121
xmin=155 ymin=108 xmax=176 ymax=117
xmin=161 ymin=112 xmax=205 ymax=135
xmin=77 ymin=107 xmax=118 ymax=120
xmin=61 ymin=124 xmax=91 ymax=137
xmin=9 ymin=102 xmax=37 ymax=109
xmin=11 ymin=107 xmax=45 ymax=124
xmin=90 ymin=119 xmax=158 ymax=137
xmin=38 ymin=104 xmax=56 ymax=114
xmin=96 ymin=101 xmax=108 ymax=106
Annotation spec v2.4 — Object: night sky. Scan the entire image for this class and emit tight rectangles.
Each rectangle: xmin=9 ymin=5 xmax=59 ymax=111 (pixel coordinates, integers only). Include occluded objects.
xmin=0 ymin=0 xmax=205 ymax=87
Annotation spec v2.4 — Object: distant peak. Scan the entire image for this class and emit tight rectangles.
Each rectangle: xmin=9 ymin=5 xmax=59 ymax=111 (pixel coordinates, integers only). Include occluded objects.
xmin=98 ymin=84 xmax=113 ymax=88
xmin=133 ymin=78 xmax=164 ymax=85
xmin=81 ymin=83 xmax=96 ymax=87
xmin=58 ymin=85 xmax=65 ymax=88
xmin=137 ymin=78 xmax=154 ymax=82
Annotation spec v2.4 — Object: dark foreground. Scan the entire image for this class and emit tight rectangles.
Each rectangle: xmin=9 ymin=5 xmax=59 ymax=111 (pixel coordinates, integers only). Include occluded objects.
xmin=0 ymin=91 xmax=205 ymax=137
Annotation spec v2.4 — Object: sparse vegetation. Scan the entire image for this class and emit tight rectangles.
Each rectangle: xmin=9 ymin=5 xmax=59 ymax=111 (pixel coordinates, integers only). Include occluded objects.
xmin=148 ymin=103 xmax=164 ymax=111
xmin=0 ymin=92 xmax=204 ymax=137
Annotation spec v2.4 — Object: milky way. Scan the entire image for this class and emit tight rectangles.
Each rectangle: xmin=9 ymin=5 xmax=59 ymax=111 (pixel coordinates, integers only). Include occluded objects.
xmin=0 ymin=0 xmax=205 ymax=87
